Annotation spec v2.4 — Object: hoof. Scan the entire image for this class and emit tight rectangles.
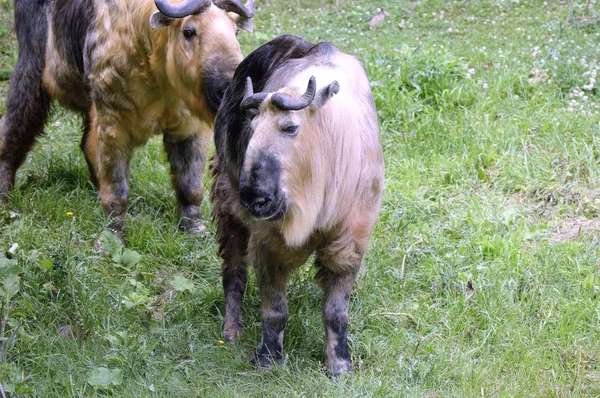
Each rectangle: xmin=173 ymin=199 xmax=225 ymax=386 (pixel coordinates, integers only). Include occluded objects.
xmin=326 ymin=358 xmax=353 ymax=376
xmin=249 ymin=349 xmax=285 ymax=369
xmin=179 ymin=218 xmax=207 ymax=236
xmin=223 ymin=323 xmax=243 ymax=343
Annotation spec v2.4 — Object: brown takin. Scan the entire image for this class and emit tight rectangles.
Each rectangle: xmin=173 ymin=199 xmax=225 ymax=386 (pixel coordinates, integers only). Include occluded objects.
xmin=210 ymin=35 xmax=384 ymax=375
xmin=0 ymin=0 xmax=254 ymax=239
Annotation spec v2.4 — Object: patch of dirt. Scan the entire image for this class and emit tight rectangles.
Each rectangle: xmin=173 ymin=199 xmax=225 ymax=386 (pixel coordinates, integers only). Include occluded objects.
xmin=550 ymin=217 xmax=600 ymax=242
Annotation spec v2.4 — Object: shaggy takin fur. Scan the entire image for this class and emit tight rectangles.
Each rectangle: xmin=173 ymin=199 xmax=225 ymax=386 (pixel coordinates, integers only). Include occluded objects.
xmin=210 ymin=35 xmax=384 ymax=375
xmin=0 ymin=0 xmax=254 ymax=238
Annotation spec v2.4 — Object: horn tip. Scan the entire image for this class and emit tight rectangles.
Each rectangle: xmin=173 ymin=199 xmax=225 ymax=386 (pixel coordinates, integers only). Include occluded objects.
xmin=331 ymin=80 xmax=340 ymax=95
xmin=246 ymin=0 xmax=255 ymax=13
xmin=245 ymin=76 xmax=253 ymax=93
xmin=306 ymin=76 xmax=316 ymax=92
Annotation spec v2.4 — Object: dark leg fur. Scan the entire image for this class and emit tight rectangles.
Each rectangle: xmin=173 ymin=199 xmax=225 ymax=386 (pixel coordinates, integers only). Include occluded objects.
xmin=251 ymin=246 xmax=290 ymax=368
xmin=164 ymin=134 xmax=208 ymax=234
xmin=0 ymin=0 xmax=51 ymax=200
xmin=98 ymin=136 xmax=132 ymax=241
xmin=218 ymin=214 xmax=250 ymax=342
xmin=316 ymin=261 xmax=359 ymax=376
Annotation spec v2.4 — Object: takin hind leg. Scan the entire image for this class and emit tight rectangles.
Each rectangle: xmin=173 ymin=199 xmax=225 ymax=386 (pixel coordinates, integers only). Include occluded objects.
xmin=315 ymin=253 xmax=362 ymax=376
xmin=163 ymin=132 xmax=210 ymax=234
xmin=0 ymin=53 xmax=52 ymax=200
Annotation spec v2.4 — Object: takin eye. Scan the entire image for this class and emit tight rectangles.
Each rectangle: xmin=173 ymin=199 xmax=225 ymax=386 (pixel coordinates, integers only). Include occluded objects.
xmin=281 ymin=124 xmax=299 ymax=136
xmin=182 ymin=27 xmax=197 ymax=40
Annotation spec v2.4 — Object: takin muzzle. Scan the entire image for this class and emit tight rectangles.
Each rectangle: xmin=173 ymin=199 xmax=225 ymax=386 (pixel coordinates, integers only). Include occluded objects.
xmin=239 ymin=153 xmax=288 ymax=220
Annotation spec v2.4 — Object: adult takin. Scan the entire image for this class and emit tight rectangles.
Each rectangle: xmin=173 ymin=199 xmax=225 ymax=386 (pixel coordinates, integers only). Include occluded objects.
xmin=210 ymin=35 xmax=384 ymax=375
xmin=0 ymin=0 xmax=254 ymax=238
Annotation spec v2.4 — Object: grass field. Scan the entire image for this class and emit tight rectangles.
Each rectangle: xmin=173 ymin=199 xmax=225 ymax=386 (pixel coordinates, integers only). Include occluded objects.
xmin=2 ymin=0 xmax=600 ymax=396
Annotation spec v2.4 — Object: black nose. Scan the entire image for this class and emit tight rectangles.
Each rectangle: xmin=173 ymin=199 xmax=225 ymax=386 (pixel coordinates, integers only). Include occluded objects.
xmin=239 ymin=155 xmax=286 ymax=220
xmin=240 ymin=186 xmax=274 ymax=214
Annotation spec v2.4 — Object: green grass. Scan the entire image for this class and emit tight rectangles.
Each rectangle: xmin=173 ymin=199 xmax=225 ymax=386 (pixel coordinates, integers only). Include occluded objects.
xmin=2 ymin=0 xmax=600 ymax=395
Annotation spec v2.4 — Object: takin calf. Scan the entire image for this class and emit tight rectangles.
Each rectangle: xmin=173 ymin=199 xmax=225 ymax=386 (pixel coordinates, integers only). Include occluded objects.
xmin=0 ymin=0 xmax=254 ymax=238
xmin=210 ymin=35 xmax=384 ymax=375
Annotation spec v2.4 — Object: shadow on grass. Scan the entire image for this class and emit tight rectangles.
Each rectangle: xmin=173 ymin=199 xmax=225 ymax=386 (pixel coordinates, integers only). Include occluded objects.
xmin=18 ymin=159 xmax=96 ymax=195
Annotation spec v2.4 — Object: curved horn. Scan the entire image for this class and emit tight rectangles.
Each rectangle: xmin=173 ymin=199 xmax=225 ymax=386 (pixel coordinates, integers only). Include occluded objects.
xmin=154 ymin=0 xmax=210 ymax=18
xmin=244 ymin=76 xmax=254 ymax=98
xmin=240 ymin=77 xmax=267 ymax=110
xmin=271 ymin=76 xmax=317 ymax=111
xmin=215 ymin=0 xmax=255 ymax=18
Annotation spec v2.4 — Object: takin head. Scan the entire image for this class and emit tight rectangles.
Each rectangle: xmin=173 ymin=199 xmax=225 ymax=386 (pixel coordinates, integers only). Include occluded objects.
xmin=238 ymin=75 xmax=340 ymax=221
xmin=150 ymin=0 xmax=254 ymax=115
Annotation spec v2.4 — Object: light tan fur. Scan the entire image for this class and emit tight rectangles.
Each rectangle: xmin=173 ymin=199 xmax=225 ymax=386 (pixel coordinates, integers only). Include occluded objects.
xmin=41 ymin=0 xmax=243 ymax=163
xmin=211 ymin=38 xmax=380 ymax=375
xmin=81 ymin=1 xmax=241 ymax=143
xmin=242 ymin=52 xmax=384 ymax=258
xmin=41 ymin=0 xmax=246 ymax=235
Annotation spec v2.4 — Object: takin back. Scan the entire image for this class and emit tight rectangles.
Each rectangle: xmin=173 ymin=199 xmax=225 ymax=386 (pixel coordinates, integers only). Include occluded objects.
xmin=0 ymin=0 xmax=254 ymax=239
xmin=210 ymin=35 xmax=384 ymax=375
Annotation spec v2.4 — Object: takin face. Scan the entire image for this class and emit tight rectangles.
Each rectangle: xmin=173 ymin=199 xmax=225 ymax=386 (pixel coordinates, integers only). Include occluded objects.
xmin=150 ymin=0 xmax=254 ymax=115
xmin=238 ymin=75 xmax=339 ymax=222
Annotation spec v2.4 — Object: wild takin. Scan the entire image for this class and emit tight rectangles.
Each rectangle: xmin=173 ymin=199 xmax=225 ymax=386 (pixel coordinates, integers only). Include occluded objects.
xmin=210 ymin=35 xmax=384 ymax=375
xmin=0 ymin=0 xmax=254 ymax=238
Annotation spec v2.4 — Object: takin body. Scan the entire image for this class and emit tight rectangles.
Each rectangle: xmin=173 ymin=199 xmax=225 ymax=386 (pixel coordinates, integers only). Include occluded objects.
xmin=211 ymin=35 xmax=384 ymax=375
xmin=0 ymin=0 xmax=254 ymax=237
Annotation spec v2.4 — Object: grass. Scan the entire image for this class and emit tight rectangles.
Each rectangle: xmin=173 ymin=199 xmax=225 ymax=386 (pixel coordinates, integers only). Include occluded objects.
xmin=2 ymin=0 xmax=600 ymax=395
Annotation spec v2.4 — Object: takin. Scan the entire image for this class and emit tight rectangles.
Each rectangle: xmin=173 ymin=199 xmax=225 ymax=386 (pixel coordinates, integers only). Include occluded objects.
xmin=210 ymin=35 xmax=384 ymax=375
xmin=0 ymin=0 xmax=254 ymax=239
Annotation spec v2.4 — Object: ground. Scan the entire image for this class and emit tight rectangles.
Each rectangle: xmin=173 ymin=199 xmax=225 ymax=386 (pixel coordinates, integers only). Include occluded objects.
xmin=1 ymin=0 xmax=600 ymax=396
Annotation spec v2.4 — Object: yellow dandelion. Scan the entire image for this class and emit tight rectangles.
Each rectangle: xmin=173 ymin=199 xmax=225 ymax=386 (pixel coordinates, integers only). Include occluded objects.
xmin=218 ymin=340 xmax=225 ymax=344
xmin=66 ymin=211 xmax=74 ymax=216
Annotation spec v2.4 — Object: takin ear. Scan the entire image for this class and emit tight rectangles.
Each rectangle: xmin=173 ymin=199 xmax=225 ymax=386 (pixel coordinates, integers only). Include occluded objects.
xmin=312 ymin=80 xmax=340 ymax=108
xmin=150 ymin=11 xmax=175 ymax=29
xmin=230 ymin=13 xmax=254 ymax=33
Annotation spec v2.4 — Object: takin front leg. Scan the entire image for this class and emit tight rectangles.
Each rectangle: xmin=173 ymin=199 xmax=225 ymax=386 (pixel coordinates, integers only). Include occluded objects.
xmin=316 ymin=260 xmax=360 ymax=376
xmin=163 ymin=133 xmax=210 ymax=234
xmin=250 ymin=246 xmax=291 ymax=369
xmin=97 ymin=126 xmax=133 ymax=242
